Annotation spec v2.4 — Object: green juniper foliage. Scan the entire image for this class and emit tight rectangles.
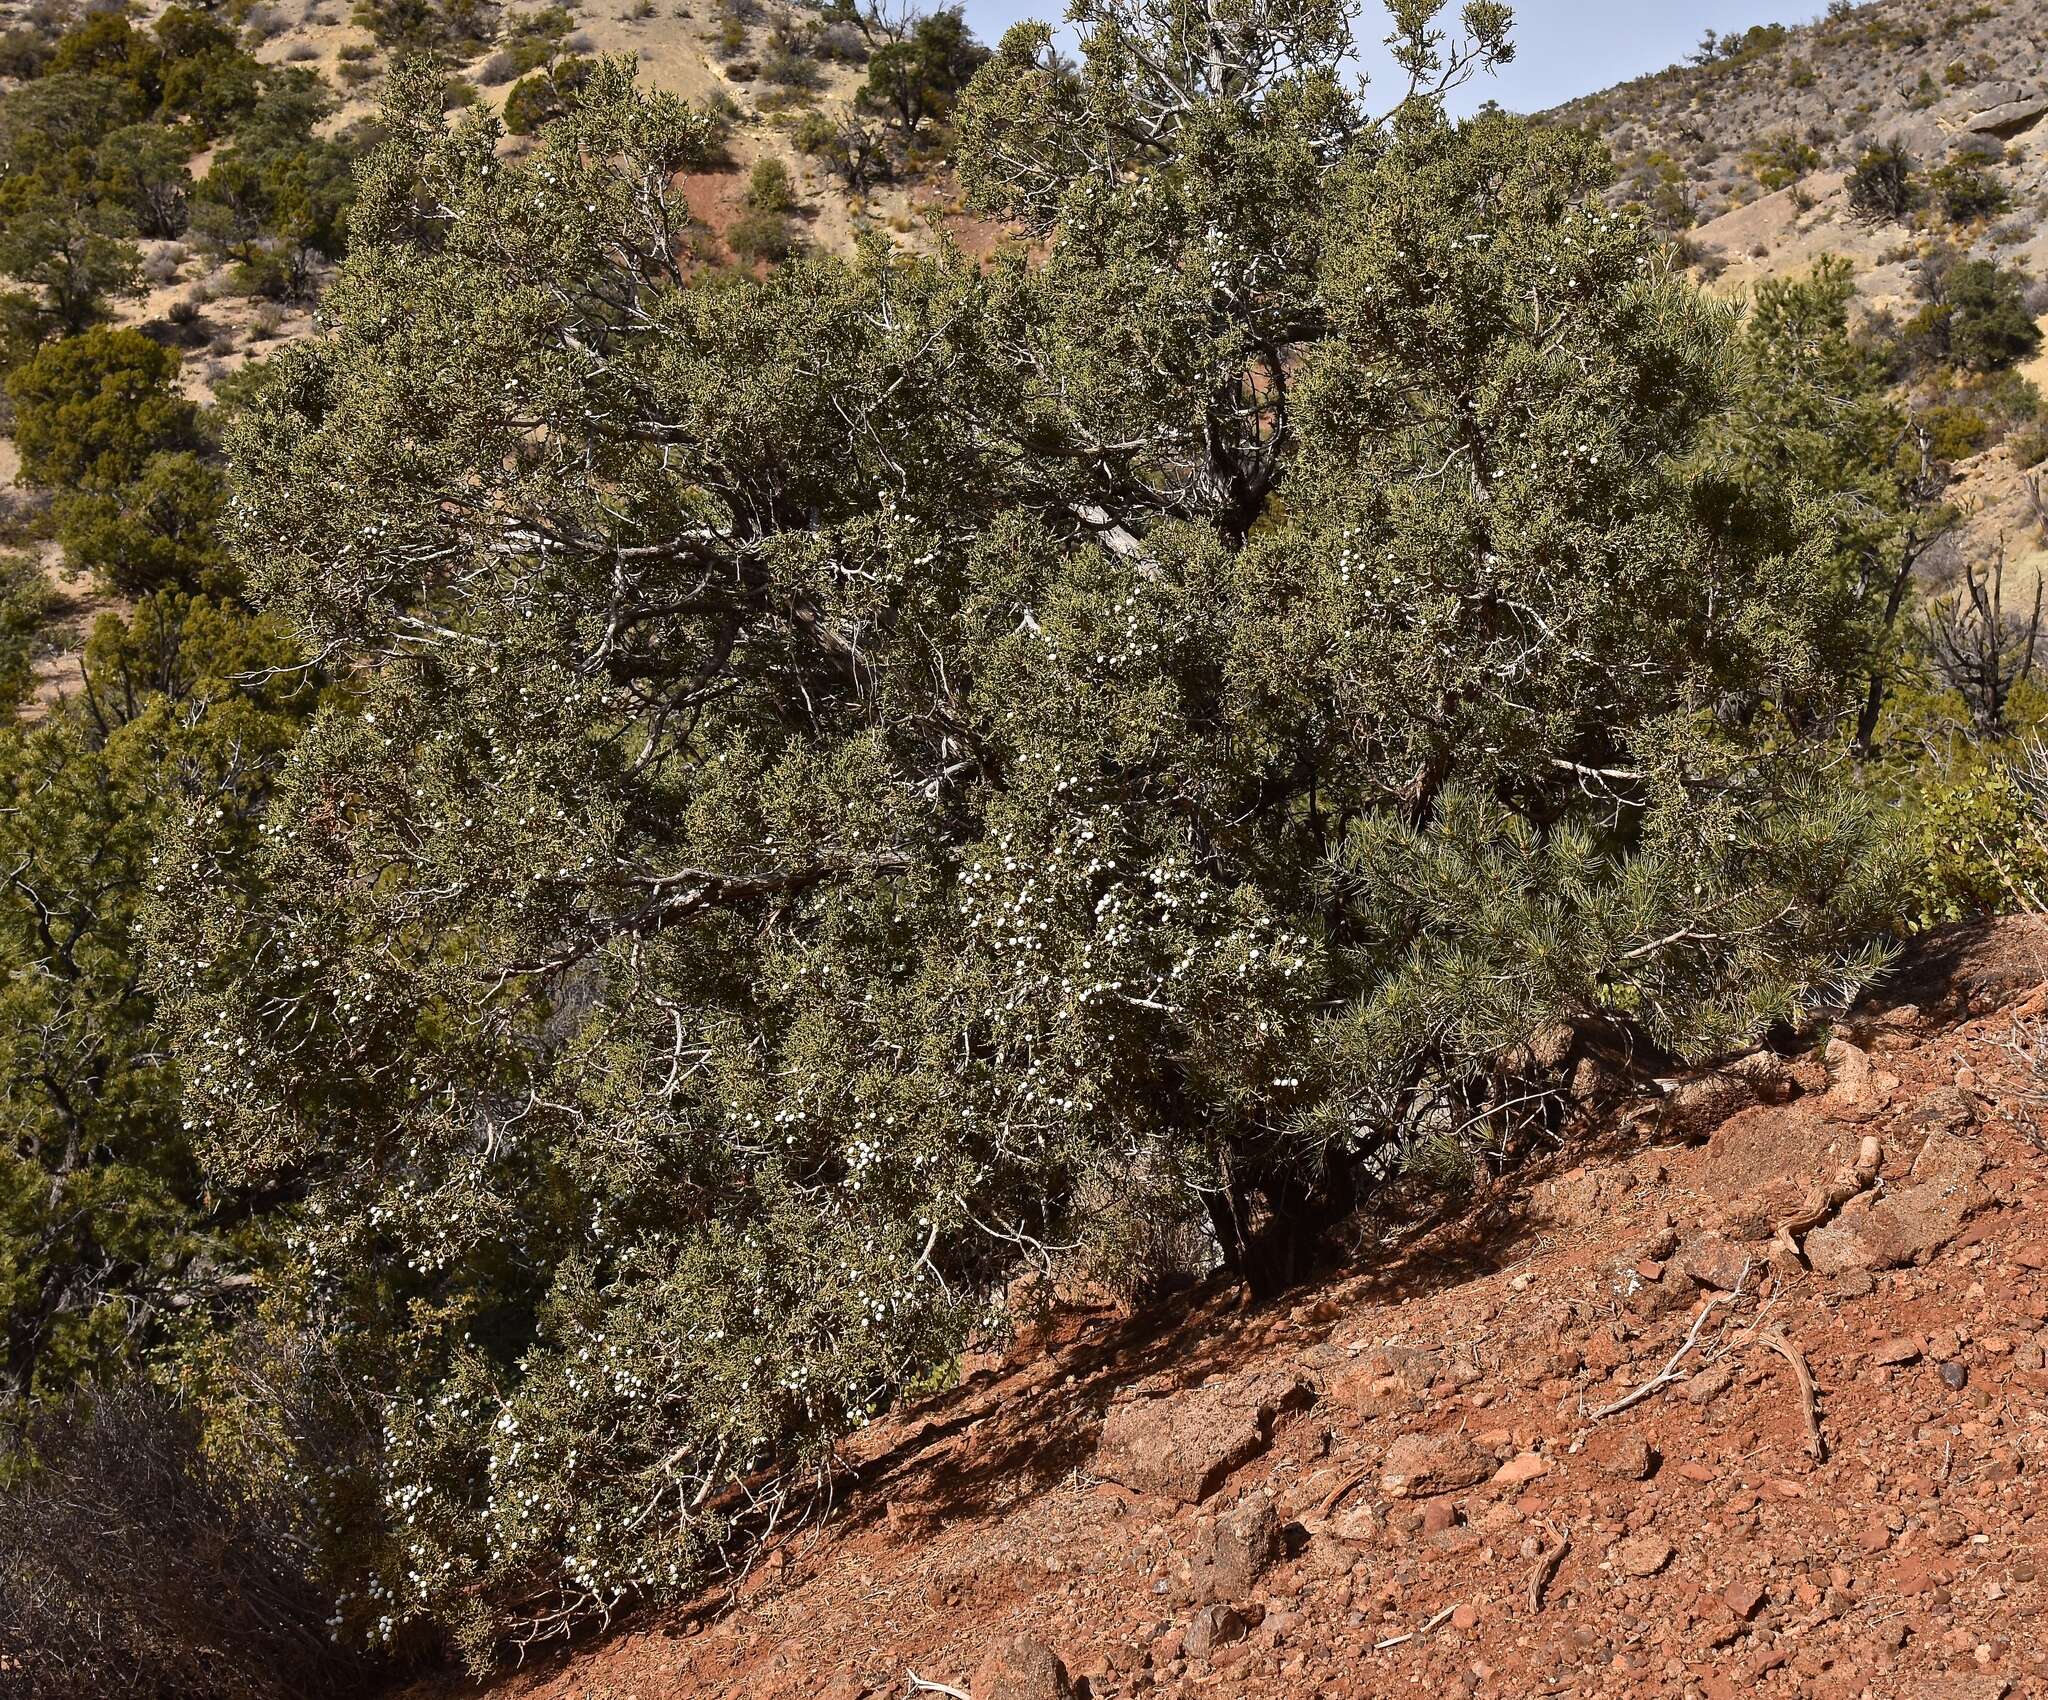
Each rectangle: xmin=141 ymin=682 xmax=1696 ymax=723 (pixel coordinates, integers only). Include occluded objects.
xmin=148 ymin=1 xmax=1900 ymax=1666
xmin=1 ymin=596 xmax=311 ymax=1409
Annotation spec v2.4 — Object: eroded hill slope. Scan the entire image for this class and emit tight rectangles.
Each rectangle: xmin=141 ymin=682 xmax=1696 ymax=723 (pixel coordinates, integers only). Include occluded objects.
xmin=430 ymin=919 xmax=2048 ymax=1700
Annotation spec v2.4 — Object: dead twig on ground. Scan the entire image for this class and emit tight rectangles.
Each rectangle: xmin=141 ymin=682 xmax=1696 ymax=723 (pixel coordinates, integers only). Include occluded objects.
xmin=1774 ymin=1136 xmax=1883 ymax=1263
xmin=1587 ymin=1262 xmax=1752 ymax=1421
xmin=1526 ymin=1521 xmax=1570 ymax=1613
xmin=907 ymin=1677 xmax=969 ymax=1700
xmin=1755 ymin=1328 xmax=1824 ymax=1461
xmin=1316 ymin=1467 xmax=1371 ymax=1521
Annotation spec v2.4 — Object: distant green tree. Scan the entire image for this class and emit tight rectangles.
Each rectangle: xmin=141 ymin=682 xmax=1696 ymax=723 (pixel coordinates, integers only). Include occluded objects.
xmin=0 ymin=193 xmax=143 ymax=340
xmin=7 ymin=329 xmax=197 ymax=493
xmin=0 ymin=76 xmax=150 ymax=339
xmin=47 ymin=12 xmax=167 ymax=111
xmin=189 ymin=74 xmax=356 ymax=295
xmin=1928 ymin=154 xmax=2009 ymax=225
xmin=58 ymin=452 xmax=234 ymax=598
xmin=1943 ymin=257 xmax=2042 ymax=372
xmin=502 ymin=55 xmax=593 ymax=133
xmin=1848 ymin=138 xmax=1918 ymax=222
xmin=93 ymin=123 xmax=197 ymax=240
xmin=858 ymin=4 xmax=986 ymax=136
xmin=1718 ymin=256 xmax=1954 ymax=752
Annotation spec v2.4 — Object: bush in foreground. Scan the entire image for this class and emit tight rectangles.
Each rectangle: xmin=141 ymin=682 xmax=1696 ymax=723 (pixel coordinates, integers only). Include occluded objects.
xmin=148 ymin=7 xmax=1904 ymax=1668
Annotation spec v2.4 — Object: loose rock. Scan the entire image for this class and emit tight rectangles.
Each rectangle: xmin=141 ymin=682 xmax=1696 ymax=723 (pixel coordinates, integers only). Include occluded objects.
xmin=972 ymin=1633 xmax=1077 ymax=1700
xmin=1380 ymin=1431 xmax=1492 ymax=1498
xmin=1094 ymin=1370 xmax=1315 ymax=1503
xmin=1613 ymin=1534 xmax=1674 ymax=1578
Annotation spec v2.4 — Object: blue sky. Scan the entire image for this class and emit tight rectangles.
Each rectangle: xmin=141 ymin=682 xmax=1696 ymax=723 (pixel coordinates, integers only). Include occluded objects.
xmin=955 ymin=1 xmax=1819 ymax=115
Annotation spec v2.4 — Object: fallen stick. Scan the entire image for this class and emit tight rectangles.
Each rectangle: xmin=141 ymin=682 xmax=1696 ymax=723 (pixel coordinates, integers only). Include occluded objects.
xmin=1420 ymin=1604 xmax=1458 ymax=1634
xmin=1317 ymin=1467 xmax=1371 ymax=1520
xmin=1775 ymin=1136 xmax=1882 ymax=1263
xmin=1756 ymin=1327 xmax=1824 ymax=1461
xmin=907 ymin=1677 xmax=969 ymax=1700
xmin=1526 ymin=1521 xmax=1570 ymax=1614
xmin=1587 ymin=1262 xmax=1751 ymax=1421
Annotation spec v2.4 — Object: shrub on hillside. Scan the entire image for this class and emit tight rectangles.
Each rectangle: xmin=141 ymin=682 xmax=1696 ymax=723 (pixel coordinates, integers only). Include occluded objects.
xmin=1929 ymin=155 xmax=2009 ymax=225
xmin=0 ymin=1376 xmax=385 ymax=1700
xmin=168 ymin=29 xmax=1909 ymax=1664
xmin=1848 ymin=138 xmax=1918 ymax=222
xmin=502 ymin=55 xmax=591 ymax=133
xmin=5 ymin=327 xmax=197 ymax=492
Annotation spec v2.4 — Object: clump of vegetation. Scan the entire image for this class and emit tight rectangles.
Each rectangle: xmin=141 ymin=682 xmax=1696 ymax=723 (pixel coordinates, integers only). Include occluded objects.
xmin=795 ymin=106 xmax=887 ymax=190
xmin=1849 ymin=138 xmax=1919 ymax=222
xmin=1899 ymin=255 xmax=2044 ymax=375
xmin=502 ymin=53 xmax=592 ymax=131
xmin=350 ymin=0 xmax=496 ymax=57
xmin=1743 ymin=130 xmax=1819 ymax=191
xmin=479 ymin=4 xmax=573 ymax=82
xmin=858 ymin=3 xmax=984 ymax=138
xmin=1929 ymin=152 xmax=2010 ymax=224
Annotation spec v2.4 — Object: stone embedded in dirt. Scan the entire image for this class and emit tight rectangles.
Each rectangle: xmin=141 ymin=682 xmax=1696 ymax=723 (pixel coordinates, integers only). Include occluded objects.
xmin=1677 ymin=1234 xmax=1751 ymax=1292
xmin=1916 ymin=1676 xmax=2013 ymax=1700
xmin=1912 ymin=1130 xmax=1987 ymax=1190
xmin=1421 ymin=1498 xmax=1459 ymax=1535
xmin=1724 ymin=1580 xmax=1767 ymax=1620
xmin=1613 ymin=1533 xmax=1674 ymax=1578
xmin=1379 ymin=1431 xmax=1491 ymax=1498
xmin=1940 ymin=1360 xmax=1970 ymax=1391
xmin=1093 ymin=1369 xmax=1315 ymax=1503
xmin=2015 ymin=1242 xmax=2048 ymax=1270
xmin=1380 ymin=1342 xmax=1443 ymax=1389
xmin=1190 ymin=1493 xmax=1279 ymax=1602
xmin=972 ymin=1633 xmax=1077 ymax=1700
xmin=1804 ymin=1167 xmax=1987 ymax=1275
xmin=1684 ymin=1362 xmax=1734 ymax=1405
xmin=1589 ymin=1432 xmax=1655 ymax=1481
xmin=1451 ymin=1603 xmax=1480 ymax=1631
xmin=1182 ymin=1603 xmax=1249 ymax=1662
xmin=1822 ymin=1036 xmax=1894 ymax=1121
xmin=1904 ymin=1085 xmax=1978 ymax=1137
xmin=1661 ymin=1071 xmax=1758 ymax=1140
xmin=1871 ymin=1336 xmax=1923 ymax=1366
xmin=1490 ymin=1451 xmax=1548 ymax=1488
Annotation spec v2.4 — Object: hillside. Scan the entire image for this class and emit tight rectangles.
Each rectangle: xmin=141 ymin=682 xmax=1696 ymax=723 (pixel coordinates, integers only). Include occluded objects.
xmin=1552 ymin=2 xmax=2048 ymax=612
xmin=1554 ymin=1 xmax=2048 ymax=233
xmin=416 ymin=919 xmax=2048 ymax=1700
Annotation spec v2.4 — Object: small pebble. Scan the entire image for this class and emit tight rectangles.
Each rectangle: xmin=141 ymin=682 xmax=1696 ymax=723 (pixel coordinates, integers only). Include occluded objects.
xmin=1940 ymin=1361 xmax=1969 ymax=1391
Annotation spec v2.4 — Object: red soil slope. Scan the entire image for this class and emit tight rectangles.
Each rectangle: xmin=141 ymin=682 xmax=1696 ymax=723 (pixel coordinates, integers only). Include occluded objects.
xmin=447 ymin=917 xmax=2048 ymax=1700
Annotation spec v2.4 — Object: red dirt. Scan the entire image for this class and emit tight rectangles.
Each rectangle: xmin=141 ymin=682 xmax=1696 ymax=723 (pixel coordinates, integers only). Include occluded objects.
xmin=441 ymin=918 xmax=2048 ymax=1700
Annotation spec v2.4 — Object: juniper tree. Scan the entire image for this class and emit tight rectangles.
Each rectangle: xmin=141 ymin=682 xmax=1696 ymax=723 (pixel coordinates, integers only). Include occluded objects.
xmin=1 ymin=598 xmax=309 ymax=1412
xmin=161 ymin=9 xmax=1895 ymax=1662
xmin=1716 ymin=257 xmax=1953 ymax=753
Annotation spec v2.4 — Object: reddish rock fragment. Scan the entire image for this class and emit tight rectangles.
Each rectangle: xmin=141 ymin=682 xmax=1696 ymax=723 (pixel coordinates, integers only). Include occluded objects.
xmin=973 ymin=1634 xmax=1077 ymax=1700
